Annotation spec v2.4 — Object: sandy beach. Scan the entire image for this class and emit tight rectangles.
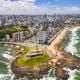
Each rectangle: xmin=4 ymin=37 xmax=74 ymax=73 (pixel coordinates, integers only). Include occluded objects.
xmin=48 ymin=27 xmax=70 ymax=53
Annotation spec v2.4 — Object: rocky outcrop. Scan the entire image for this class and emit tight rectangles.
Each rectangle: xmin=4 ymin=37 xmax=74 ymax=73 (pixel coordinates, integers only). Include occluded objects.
xmin=11 ymin=51 xmax=80 ymax=80
xmin=50 ymin=52 xmax=80 ymax=80
xmin=11 ymin=61 xmax=50 ymax=80
xmin=55 ymin=67 xmax=69 ymax=80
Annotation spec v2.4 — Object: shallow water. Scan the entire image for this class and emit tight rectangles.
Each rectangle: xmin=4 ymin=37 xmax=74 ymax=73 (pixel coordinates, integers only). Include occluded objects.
xmin=0 ymin=47 xmax=8 ymax=74
xmin=65 ymin=28 xmax=80 ymax=80
xmin=0 ymin=46 xmax=15 ymax=80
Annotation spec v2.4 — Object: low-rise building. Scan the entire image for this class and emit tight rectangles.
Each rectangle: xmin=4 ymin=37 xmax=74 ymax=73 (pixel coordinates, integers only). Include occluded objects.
xmin=5 ymin=34 xmax=10 ymax=41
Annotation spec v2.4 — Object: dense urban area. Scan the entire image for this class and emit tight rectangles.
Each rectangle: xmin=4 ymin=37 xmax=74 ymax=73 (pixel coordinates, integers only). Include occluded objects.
xmin=0 ymin=14 xmax=80 ymax=80
xmin=0 ymin=14 xmax=80 ymax=42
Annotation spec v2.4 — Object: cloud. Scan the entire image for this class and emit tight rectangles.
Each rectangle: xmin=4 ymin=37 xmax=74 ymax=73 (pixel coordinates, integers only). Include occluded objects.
xmin=0 ymin=0 xmax=37 ymax=14
xmin=0 ymin=0 xmax=80 ymax=14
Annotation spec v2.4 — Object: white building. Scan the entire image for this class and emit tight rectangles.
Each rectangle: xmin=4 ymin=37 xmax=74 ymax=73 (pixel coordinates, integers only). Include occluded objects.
xmin=28 ymin=27 xmax=36 ymax=34
xmin=48 ymin=27 xmax=55 ymax=35
xmin=37 ymin=31 xmax=47 ymax=44
xmin=5 ymin=34 xmax=10 ymax=41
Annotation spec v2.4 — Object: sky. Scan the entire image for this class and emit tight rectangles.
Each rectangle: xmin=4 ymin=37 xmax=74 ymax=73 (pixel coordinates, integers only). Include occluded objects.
xmin=0 ymin=0 xmax=80 ymax=14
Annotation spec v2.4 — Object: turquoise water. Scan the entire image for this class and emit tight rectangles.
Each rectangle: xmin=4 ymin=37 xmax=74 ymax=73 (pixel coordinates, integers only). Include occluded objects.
xmin=72 ymin=28 xmax=80 ymax=80
xmin=66 ymin=28 xmax=80 ymax=56
xmin=65 ymin=28 xmax=80 ymax=80
xmin=0 ymin=46 xmax=15 ymax=80
xmin=74 ymin=29 xmax=80 ymax=56
xmin=0 ymin=47 xmax=7 ymax=60
xmin=0 ymin=47 xmax=8 ymax=74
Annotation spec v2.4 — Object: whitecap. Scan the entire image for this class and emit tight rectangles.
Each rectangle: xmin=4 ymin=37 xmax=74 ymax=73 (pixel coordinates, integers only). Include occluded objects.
xmin=0 ymin=74 xmax=9 ymax=80
xmin=65 ymin=28 xmax=79 ymax=55
xmin=2 ymin=54 xmax=14 ymax=61
xmin=63 ymin=67 xmax=79 ymax=80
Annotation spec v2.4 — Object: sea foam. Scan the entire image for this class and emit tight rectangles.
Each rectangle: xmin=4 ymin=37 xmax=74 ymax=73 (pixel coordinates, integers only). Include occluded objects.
xmin=65 ymin=28 xmax=78 ymax=55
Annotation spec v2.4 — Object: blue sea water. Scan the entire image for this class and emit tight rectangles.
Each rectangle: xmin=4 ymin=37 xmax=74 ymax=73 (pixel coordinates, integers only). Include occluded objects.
xmin=65 ymin=27 xmax=80 ymax=80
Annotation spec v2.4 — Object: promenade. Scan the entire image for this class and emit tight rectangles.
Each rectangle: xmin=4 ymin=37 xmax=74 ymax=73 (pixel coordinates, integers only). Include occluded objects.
xmin=48 ymin=27 xmax=70 ymax=53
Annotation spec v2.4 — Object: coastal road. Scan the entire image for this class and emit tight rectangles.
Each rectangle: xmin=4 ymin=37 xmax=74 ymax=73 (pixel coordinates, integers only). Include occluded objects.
xmin=0 ymin=27 xmax=70 ymax=57
xmin=48 ymin=27 xmax=70 ymax=54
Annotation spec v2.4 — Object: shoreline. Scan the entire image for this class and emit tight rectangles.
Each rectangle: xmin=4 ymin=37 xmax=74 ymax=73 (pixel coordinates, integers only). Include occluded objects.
xmin=48 ymin=27 xmax=70 ymax=53
xmin=10 ymin=26 xmax=80 ymax=80
xmin=48 ymin=26 xmax=80 ymax=54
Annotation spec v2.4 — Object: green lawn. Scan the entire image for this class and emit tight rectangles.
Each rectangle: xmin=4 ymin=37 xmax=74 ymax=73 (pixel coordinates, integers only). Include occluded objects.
xmin=16 ymin=46 xmax=52 ymax=67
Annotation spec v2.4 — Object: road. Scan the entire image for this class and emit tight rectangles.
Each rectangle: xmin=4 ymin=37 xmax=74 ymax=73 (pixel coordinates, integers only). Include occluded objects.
xmin=48 ymin=27 xmax=70 ymax=54
xmin=0 ymin=27 xmax=70 ymax=57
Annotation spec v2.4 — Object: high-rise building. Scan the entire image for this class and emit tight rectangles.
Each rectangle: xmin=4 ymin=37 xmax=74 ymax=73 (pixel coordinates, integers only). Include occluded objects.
xmin=37 ymin=31 xmax=47 ymax=44
xmin=1 ymin=18 xmax=6 ymax=27
xmin=12 ymin=31 xmax=24 ymax=42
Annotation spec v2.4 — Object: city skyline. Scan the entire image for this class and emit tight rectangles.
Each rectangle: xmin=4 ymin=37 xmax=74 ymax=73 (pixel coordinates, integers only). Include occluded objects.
xmin=0 ymin=0 xmax=80 ymax=14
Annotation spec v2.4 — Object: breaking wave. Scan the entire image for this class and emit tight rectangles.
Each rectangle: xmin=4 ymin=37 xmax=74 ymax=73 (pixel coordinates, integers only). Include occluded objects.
xmin=65 ymin=28 xmax=79 ymax=55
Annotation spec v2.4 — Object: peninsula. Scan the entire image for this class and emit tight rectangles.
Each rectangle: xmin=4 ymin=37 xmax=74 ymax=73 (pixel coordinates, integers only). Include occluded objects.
xmin=10 ymin=27 xmax=80 ymax=80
